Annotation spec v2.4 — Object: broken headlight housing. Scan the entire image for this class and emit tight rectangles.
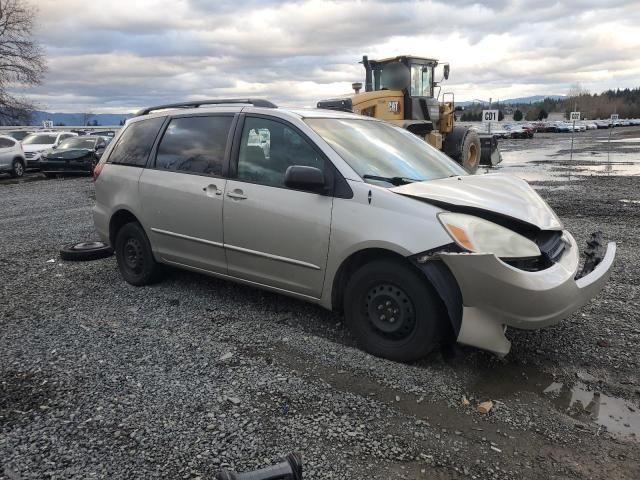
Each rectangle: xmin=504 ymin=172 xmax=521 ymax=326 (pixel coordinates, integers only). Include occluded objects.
xmin=437 ymin=212 xmax=541 ymax=258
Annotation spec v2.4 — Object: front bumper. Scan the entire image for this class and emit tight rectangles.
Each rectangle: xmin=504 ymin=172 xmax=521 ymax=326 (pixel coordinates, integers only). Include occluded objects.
xmin=25 ymin=153 xmax=42 ymax=167
xmin=437 ymin=232 xmax=616 ymax=355
xmin=40 ymin=159 xmax=92 ymax=173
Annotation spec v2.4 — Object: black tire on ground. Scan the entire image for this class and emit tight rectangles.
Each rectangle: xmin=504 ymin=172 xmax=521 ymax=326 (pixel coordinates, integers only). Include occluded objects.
xmin=10 ymin=158 xmax=25 ymax=178
xmin=114 ymin=222 xmax=162 ymax=286
xmin=60 ymin=241 xmax=113 ymax=261
xmin=344 ymin=258 xmax=448 ymax=362
xmin=442 ymin=126 xmax=481 ymax=173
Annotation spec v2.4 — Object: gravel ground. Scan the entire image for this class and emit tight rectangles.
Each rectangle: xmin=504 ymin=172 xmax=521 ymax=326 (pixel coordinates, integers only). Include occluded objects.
xmin=1 ymin=135 xmax=639 ymax=479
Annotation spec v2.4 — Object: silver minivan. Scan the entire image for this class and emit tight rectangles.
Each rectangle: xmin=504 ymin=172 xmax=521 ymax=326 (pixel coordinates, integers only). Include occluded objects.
xmin=93 ymin=99 xmax=615 ymax=362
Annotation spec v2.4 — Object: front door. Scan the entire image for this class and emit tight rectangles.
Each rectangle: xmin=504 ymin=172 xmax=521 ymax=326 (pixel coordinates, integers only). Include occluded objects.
xmin=139 ymin=114 xmax=234 ymax=274
xmin=223 ymin=116 xmax=333 ymax=298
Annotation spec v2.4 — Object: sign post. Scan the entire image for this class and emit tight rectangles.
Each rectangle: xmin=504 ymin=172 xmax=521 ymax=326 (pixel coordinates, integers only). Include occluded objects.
xmin=482 ymin=109 xmax=498 ymax=135
xmin=608 ymin=113 xmax=619 ymax=164
xmin=569 ymin=111 xmax=580 ymax=162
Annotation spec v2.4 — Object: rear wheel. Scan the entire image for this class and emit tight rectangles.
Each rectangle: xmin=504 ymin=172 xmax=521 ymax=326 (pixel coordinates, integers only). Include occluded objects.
xmin=344 ymin=259 xmax=448 ymax=362
xmin=115 ymin=222 xmax=162 ymax=286
xmin=10 ymin=159 xmax=24 ymax=178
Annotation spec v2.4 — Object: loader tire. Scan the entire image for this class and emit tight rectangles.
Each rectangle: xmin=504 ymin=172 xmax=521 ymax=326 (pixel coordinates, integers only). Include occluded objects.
xmin=443 ymin=126 xmax=481 ymax=173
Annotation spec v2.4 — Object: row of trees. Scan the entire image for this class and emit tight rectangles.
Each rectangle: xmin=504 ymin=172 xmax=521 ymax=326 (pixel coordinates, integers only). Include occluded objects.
xmin=563 ymin=86 xmax=640 ymax=119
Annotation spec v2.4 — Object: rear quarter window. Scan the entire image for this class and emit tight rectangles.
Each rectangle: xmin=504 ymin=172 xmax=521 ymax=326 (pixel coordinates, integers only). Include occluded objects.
xmin=0 ymin=138 xmax=16 ymax=148
xmin=108 ymin=117 xmax=164 ymax=167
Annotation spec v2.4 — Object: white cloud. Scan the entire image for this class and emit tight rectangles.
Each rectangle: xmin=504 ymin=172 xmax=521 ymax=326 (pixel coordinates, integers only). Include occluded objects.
xmin=20 ymin=0 xmax=640 ymax=112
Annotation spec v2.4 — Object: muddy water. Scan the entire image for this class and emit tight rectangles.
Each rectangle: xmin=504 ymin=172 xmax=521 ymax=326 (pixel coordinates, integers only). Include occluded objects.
xmin=484 ymin=128 xmax=640 ymax=182
xmin=469 ymin=366 xmax=640 ymax=442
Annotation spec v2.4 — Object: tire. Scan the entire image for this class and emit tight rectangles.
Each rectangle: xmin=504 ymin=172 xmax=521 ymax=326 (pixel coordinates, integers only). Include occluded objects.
xmin=60 ymin=241 xmax=113 ymax=261
xmin=10 ymin=158 xmax=24 ymax=178
xmin=442 ymin=126 xmax=481 ymax=173
xmin=459 ymin=129 xmax=481 ymax=173
xmin=114 ymin=222 xmax=162 ymax=286
xmin=344 ymin=258 xmax=448 ymax=362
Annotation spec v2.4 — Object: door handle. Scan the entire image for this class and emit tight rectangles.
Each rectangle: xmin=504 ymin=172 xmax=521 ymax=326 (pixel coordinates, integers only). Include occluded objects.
xmin=203 ymin=184 xmax=222 ymax=196
xmin=226 ymin=190 xmax=247 ymax=200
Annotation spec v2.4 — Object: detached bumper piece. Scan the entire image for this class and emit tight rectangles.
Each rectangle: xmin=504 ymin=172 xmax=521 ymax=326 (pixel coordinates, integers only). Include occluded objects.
xmin=436 ymin=231 xmax=615 ymax=355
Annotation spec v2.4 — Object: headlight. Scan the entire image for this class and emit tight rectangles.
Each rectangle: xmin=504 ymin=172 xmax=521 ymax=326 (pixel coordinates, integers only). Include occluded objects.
xmin=438 ymin=212 xmax=541 ymax=258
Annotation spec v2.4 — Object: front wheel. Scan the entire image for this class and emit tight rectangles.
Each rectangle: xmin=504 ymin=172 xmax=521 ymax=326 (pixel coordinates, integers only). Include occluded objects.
xmin=10 ymin=159 xmax=24 ymax=178
xmin=344 ymin=259 xmax=448 ymax=362
xmin=115 ymin=222 xmax=163 ymax=286
xmin=460 ymin=130 xmax=481 ymax=173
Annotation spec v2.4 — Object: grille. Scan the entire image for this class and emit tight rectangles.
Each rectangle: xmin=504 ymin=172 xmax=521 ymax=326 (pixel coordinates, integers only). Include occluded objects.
xmin=504 ymin=230 xmax=565 ymax=272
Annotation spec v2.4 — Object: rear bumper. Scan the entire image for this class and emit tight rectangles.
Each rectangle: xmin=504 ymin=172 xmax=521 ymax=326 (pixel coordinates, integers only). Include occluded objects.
xmin=438 ymin=232 xmax=616 ymax=355
xmin=92 ymin=204 xmax=110 ymax=245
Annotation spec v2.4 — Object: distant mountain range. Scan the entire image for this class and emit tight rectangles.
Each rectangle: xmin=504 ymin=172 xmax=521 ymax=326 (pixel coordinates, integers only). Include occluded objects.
xmin=457 ymin=95 xmax=566 ymax=107
xmin=29 ymin=110 xmax=133 ymax=127
xmin=26 ymin=94 xmax=568 ymax=125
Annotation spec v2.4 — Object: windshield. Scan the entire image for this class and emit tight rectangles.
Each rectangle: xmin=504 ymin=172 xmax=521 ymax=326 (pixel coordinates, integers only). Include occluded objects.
xmin=304 ymin=118 xmax=467 ymax=184
xmin=23 ymin=134 xmax=57 ymax=145
xmin=58 ymin=137 xmax=96 ymax=149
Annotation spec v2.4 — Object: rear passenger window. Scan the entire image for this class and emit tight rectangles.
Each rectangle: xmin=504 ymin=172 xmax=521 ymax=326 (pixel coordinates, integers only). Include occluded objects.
xmin=0 ymin=138 xmax=15 ymax=148
xmin=109 ymin=117 xmax=164 ymax=167
xmin=155 ymin=116 xmax=232 ymax=176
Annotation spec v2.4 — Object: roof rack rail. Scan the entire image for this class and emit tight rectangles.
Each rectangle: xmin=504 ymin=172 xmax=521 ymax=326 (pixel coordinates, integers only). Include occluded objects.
xmin=134 ymin=98 xmax=277 ymax=116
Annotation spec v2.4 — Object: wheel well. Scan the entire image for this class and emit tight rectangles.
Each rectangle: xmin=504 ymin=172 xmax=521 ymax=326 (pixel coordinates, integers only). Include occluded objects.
xmin=13 ymin=156 xmax=25 ymax=164
xmin=109 ymin=210 xmax=139 ymax=246
xmin=331 ymin=248 xmax=411 ymax=311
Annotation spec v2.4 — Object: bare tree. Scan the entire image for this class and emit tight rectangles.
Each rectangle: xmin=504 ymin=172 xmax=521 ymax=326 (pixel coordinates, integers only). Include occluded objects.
xmin=0 ymin=0 xmax=46 ymax=125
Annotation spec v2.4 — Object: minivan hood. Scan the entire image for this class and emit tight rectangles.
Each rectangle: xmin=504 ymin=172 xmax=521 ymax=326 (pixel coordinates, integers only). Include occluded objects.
xmin=391 ymin=173 xmax=562 ymax=230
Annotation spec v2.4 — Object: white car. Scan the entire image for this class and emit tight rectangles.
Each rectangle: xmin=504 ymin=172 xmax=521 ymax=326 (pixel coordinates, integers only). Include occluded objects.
xmin=21 ymin=131 xmax=78 ymax=169
xmin=0 ymin=135 xmax=27 ymax=177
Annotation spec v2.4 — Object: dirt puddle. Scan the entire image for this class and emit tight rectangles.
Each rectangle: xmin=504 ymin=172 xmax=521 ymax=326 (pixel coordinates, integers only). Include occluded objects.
xmin=469 ymin=367 xmax=640 ymax=442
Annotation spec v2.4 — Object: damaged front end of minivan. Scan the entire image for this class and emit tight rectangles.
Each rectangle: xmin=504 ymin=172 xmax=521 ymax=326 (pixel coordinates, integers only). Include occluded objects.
xmin=395 ymin=174 xmax=616 ymax=355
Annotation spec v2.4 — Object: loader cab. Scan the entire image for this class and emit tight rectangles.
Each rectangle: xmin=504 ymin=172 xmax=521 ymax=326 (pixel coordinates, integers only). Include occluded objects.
xmin=369 ymin=57 xmax=436 ymax=98
xmin=362 ymin=55 xmax=443 ymax=124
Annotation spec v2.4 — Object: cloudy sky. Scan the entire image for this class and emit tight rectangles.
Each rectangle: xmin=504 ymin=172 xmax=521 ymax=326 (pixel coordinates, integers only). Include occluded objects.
xmin=20 ymin=0 xmax=640 ymax=113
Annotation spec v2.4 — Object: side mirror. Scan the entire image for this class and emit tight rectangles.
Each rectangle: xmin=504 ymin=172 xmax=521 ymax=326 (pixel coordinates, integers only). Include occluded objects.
xmin=284 ymin=165 xmax=326 ymax=192
xmin=443 ymin=64 xmax=450 ymax=80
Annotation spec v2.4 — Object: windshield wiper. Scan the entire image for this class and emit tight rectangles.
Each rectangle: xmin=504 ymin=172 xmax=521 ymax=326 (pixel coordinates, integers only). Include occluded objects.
xmin=362 ymin=174 xmax=420 ymax=186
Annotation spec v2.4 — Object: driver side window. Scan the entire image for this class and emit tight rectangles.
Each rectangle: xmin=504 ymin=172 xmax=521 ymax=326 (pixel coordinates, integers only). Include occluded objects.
xmin=236 ymin=117 xmax=324 ymax=188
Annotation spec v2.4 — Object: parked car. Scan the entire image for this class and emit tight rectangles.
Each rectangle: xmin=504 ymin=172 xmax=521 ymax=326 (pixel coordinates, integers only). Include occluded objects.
xmin=93 ymin=99 xmax=615 ymax=361
xmin=0 ymin=135 xmax=26 ymax=178
xmin=21 ymin=131 xmax=78 ymax=169
xmin=40 ymin=135 xmax=109 ymax=178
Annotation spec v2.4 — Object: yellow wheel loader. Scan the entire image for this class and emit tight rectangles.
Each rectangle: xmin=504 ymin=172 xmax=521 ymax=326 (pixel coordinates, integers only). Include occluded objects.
xmin=317 ymin=55 xmax=501 ymax=172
